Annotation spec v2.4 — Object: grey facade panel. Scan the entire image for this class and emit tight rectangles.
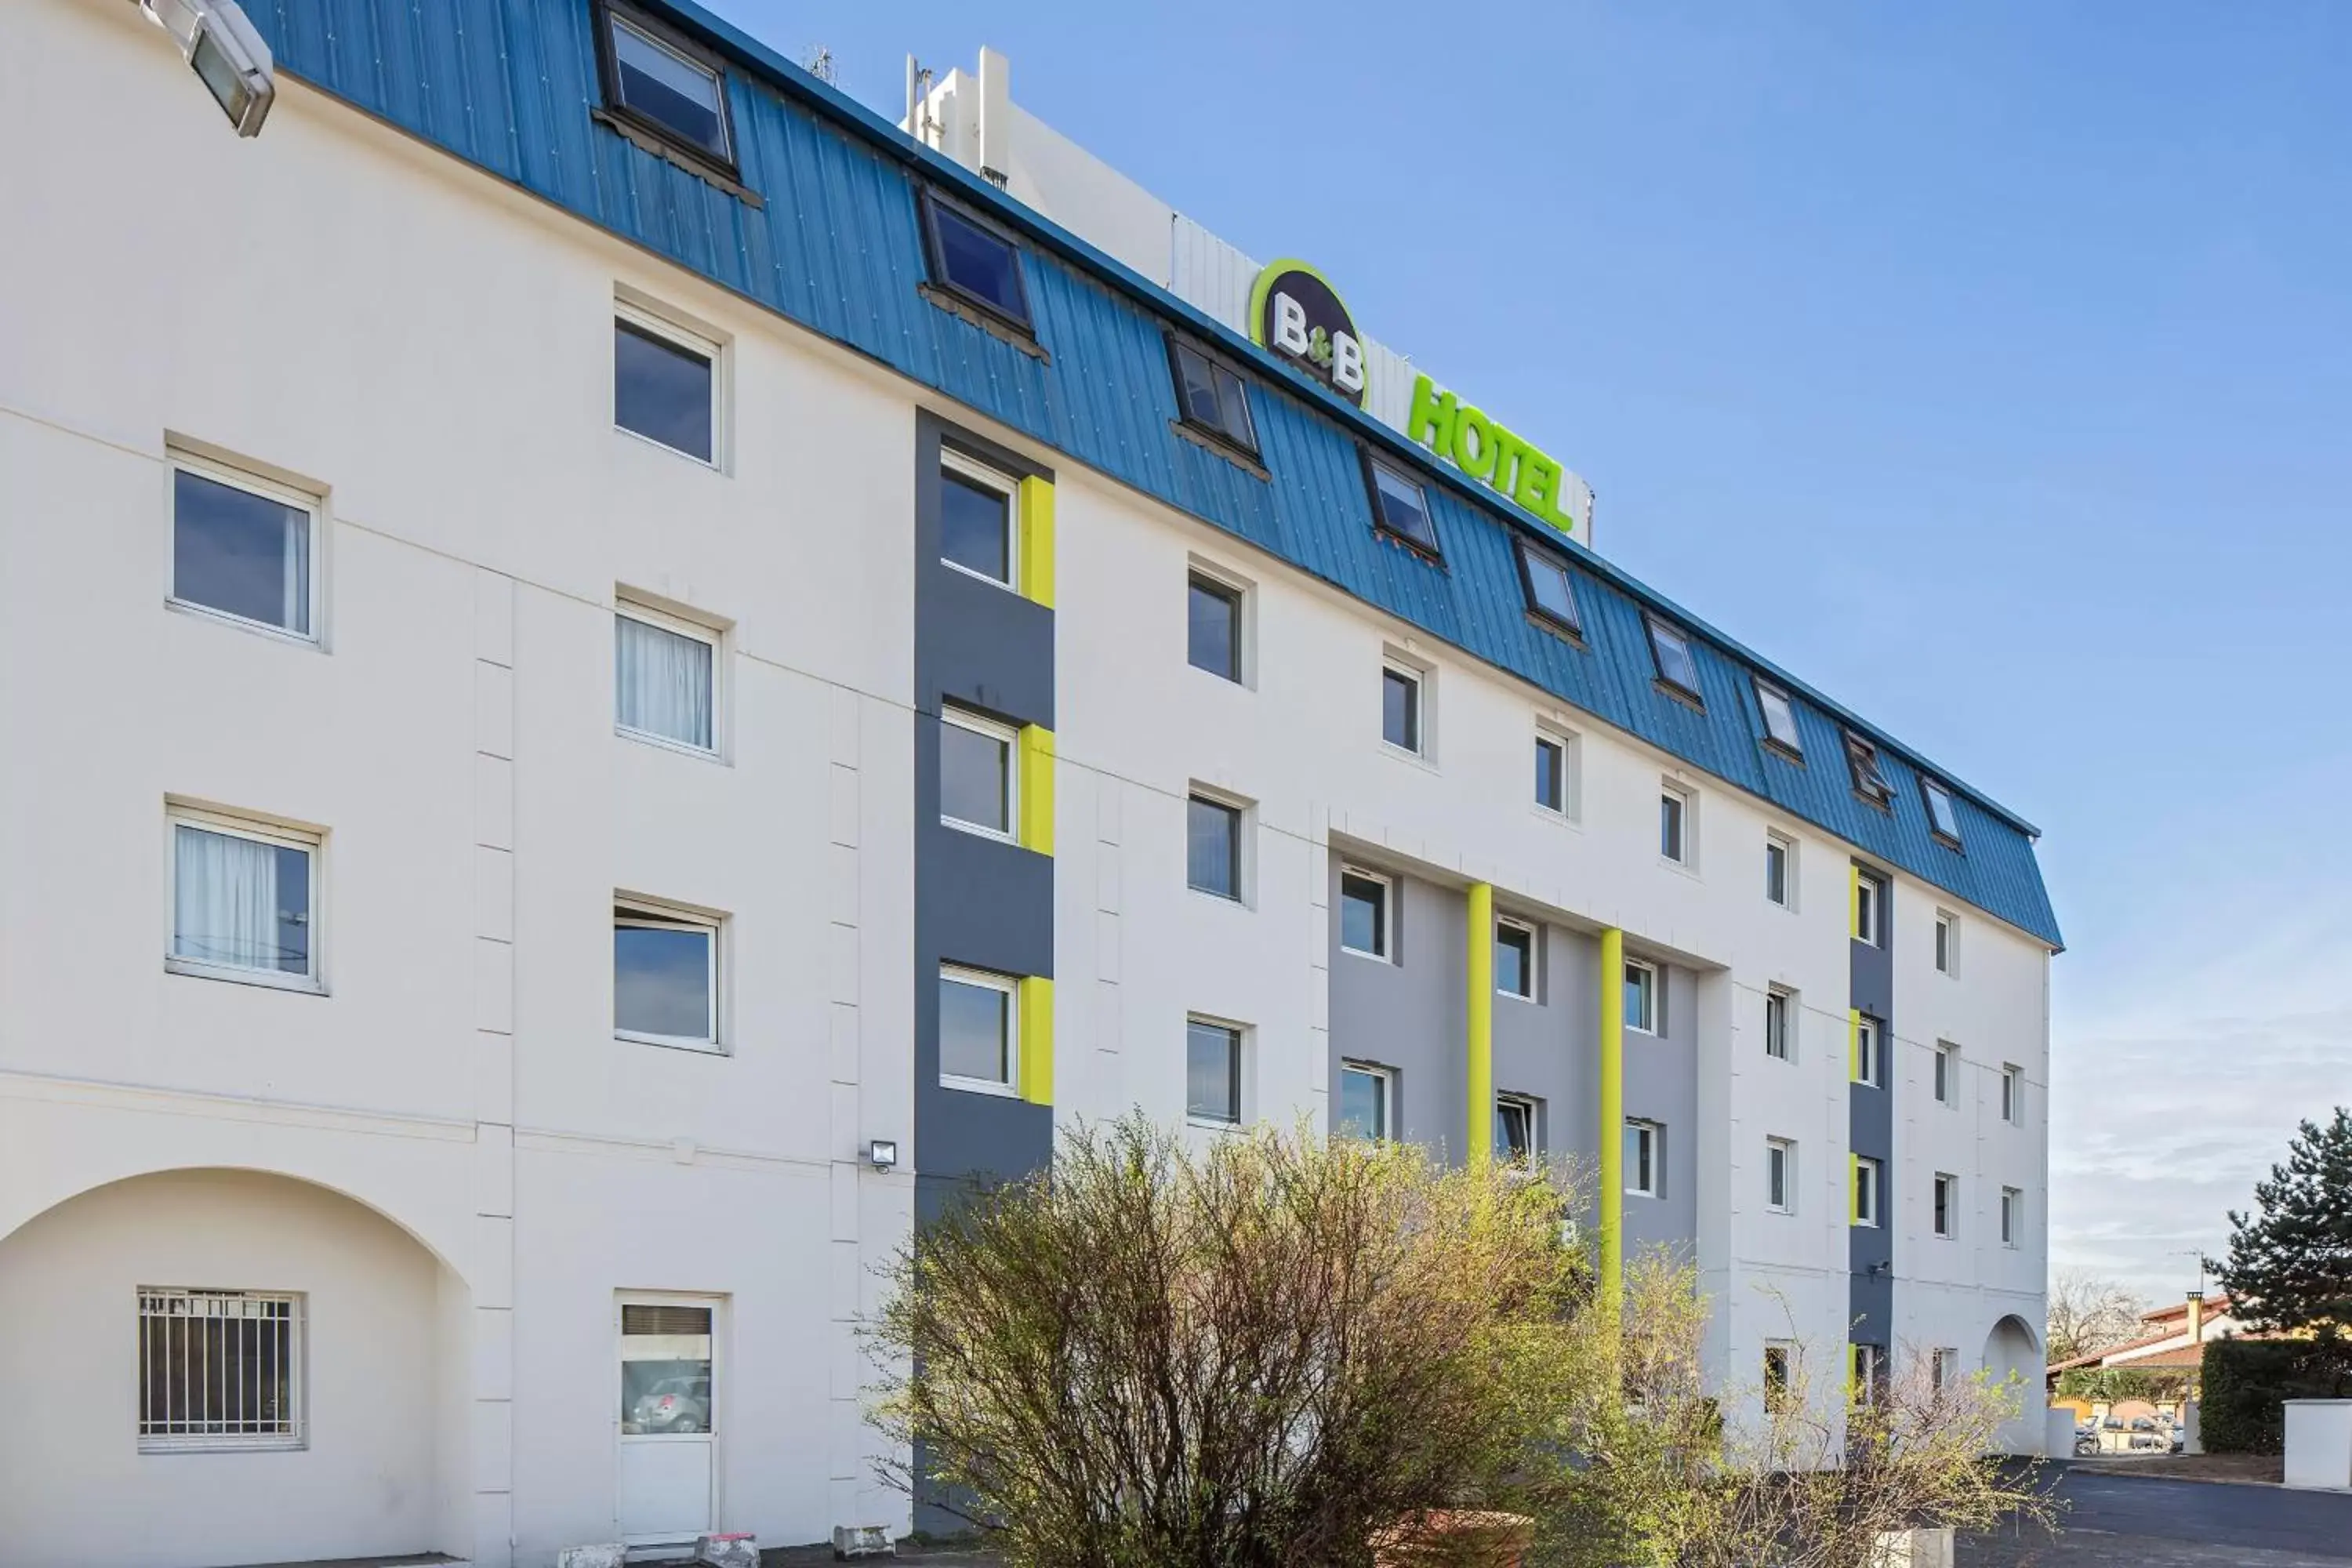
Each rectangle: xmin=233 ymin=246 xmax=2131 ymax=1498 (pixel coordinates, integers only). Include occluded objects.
xmin=1624 ymin=964 xmax=1700 ymax=1260
xmin=920 ymin=818 xmax=1054 ymax=981
xmin=1327 ymin=866 xmax=1465 ymax=1158
xmin=1849 ymin=873 xmax=1895 ymax=1348
xmin=1492 ymin=920 xmax=1599 ymax=1177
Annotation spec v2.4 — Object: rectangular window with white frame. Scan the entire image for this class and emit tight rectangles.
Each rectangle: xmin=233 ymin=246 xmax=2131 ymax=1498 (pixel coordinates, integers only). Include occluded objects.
xmin=1933 ymin=1172 xmax=1958 ymax=1238
xmin=1853 ymin=1013 xmax=1885 ymax=1087
xmin=1764 ymin=1342 xmax=1795 ymax=1412
xmin=1659 ymin=782 xmax=1693 ymax=866
xmin=1495 ymin=916 xmax=1537 ymax=1000
xmin=1764 ymin=985 xmax=1794 ymax=1061
xmin=1339 ymin=866 xmax=1393 ymax=961
xmin=1765 ymin=830 xmax=1795 ymax=909
xmin=939 ymin=964 xmax=1019 ymax=1093
xmin=138 ymin=1288 xmax=303 ymax=1452
xmin=1185 ymin=1016 xmax=1244 ymax=1126
xmin=615 ymin=600 xmax=719 ymax=757
xmin=2001 ymin=1185 xmax=2023 ymax=1247
xmin=169 ymin=448 xmax=320 ymax=642
xmin=1187 ymin=790 xmax=1247 ymax=902
xmin=1381 ymin=658 xmax=1427 ymax=757
xmin=1625 ymin=958 xmax=1661 ymax=1035
xmin=1187 ymin=566 xmax=1248 ymax=684
xmin=938 ymin=447 xmax=1021 ymax=589
xmin=1534 ymin=724 xmax=1580 ymax=819
xmin=1930 ymin=1347 xmax=1960 ymax=1399
xmin=1495 ymin=1094 xmax=1541 ymax=1162
xmin=613 ymin=299 xmax=720 ymax=465
xmin=1854 ymin=867 xmax=1885 ymax=946
xmin=1338 ymin=1061 xmax=1395 ymax=1140
xmin=1766 ymin=1137 xmax=1795 ymax=1214
xmin=1853 ymin=1156 xmax=1883 ymax=1226
xmin=614 ymin=898 xmax=721 ymax=1050
xmin=1624 ymin=1120 xmax=1661 ymax=1197
xmin=2002 ymin=1063 xmax=2025 ymax=1125
xmin=1934 ymin=1041 xmax=1960 ymax=1106
xmin=1935 ymin=909 xmax=1958 ymax=975
xmin=167 ymin=805 xmax=322 ymax=991
xmin=939 ymin=706 xmax=1017 ymax=840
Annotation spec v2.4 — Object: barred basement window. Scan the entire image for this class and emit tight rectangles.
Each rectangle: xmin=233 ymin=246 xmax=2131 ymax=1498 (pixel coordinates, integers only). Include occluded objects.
xmin=138 ymin=1289 xmax=303 ymax=1451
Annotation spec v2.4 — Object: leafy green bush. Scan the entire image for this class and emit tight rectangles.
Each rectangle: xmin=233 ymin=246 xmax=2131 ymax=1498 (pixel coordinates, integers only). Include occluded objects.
xmin=2201 ymin=1339 xmax=2337 ymax=1454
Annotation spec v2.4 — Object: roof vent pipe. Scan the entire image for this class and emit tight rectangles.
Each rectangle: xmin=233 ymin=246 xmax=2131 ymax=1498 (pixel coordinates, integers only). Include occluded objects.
xmin=977 ymin=46 xmax=1010 ymax=187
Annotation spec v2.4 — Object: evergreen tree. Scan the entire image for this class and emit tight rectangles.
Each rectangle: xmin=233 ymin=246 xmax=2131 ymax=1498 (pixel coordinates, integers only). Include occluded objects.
xmin=2211 ymin=1107 xmax=2352 ymax=1383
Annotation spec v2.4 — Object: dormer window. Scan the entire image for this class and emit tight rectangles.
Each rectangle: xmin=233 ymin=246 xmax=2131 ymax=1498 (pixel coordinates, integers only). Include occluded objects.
xmin=1646 ymin=617 xmax=1702 ymax=702
xmin=1365 ymin=455 xmax=1441 ymax=557
xmin=1169 ymin=339 xmax=1258 ymax=457
xmin=1755 ymin=678 xmax=1802 ymax=757
xmin=597 ymin=3 xmax=735 ymax=172
xmin=1922 ymin=778 xmax=1963 ymax=848
xmin=1845 ymin=731 xmax=1893 ymax=806
xmin=1516 ymin=542 xmax=1583 ymax=637
xmin=919 ymin=191 xmax=1033 ymax=332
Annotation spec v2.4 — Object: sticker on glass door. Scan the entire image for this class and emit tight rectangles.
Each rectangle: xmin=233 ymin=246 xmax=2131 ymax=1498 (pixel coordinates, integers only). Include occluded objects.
xmin=619 ymin=1297 xmax=717 ymax=1544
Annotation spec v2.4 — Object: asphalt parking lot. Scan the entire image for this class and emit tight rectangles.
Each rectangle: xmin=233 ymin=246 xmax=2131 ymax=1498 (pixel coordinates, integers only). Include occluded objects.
xmin=1961 ymin=1466 xmax=2352 ymax=1566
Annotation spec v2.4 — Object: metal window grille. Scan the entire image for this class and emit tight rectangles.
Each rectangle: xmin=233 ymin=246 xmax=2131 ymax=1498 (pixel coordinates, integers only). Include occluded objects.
xmin=138 ymin=1289 xmax=303 ymax=1450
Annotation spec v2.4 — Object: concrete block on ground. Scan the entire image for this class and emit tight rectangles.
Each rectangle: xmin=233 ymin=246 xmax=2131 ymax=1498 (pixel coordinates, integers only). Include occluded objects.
xmin=832 ymin=1523 xmax=898 ymax=1559
xmin=557 ymin=1547 xmax=626 ymax=1568
xmin=695 ymin=1532 xmax=759 ymax=1568
xmin=1869 ymin=1528 xmax=1954 ymax=1568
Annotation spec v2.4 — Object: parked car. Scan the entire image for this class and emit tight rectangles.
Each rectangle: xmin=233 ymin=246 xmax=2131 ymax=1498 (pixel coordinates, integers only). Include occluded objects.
xmin=629 ymin=1375 xmax=710 ymax=1433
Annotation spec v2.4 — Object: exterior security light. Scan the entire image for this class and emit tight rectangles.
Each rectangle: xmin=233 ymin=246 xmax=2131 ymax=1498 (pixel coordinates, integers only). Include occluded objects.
xmin=866 ymin=1139 xmax=898 ymax=1171
xmin=137 ymin=0 xmax=275 ymax=136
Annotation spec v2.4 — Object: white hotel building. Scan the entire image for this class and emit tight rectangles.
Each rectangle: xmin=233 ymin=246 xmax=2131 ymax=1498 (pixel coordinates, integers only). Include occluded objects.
xmin=0 ymin=2 xmax=2059 ymax=1565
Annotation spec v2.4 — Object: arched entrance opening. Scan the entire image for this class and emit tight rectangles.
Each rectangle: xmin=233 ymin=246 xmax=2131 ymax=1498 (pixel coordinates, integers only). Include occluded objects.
xmin=1983 ymin=1313 xmax=2044 ymax=1455
xmin=0 ymin=1168 xmax=471 ymax=1568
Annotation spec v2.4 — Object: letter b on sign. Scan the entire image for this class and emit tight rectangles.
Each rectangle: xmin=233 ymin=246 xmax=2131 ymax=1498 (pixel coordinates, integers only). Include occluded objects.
xmin=1271 ymin=292 xmax=1310 ymax=358
xmin=1330 ymin=332 xmax=1364 ymax=395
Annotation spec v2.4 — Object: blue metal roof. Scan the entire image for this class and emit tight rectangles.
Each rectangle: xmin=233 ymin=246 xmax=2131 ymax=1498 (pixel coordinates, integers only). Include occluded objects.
xmin=243 ymin=0 xmax=2060 ymax=949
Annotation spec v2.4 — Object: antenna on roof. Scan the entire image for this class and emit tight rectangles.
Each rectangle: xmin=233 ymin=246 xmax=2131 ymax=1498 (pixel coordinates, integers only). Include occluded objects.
xmin=904 ymin=55 xmax=938 ymax=148
xmin=800 ymin=45 xmax=835 ymax=84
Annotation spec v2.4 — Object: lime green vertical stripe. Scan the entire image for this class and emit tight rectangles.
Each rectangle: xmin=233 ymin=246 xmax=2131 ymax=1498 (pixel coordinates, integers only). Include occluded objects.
xmin=1018 ymin=725 xmax=1054 ymax=856
xmin=1018 ymin=977 xmax=1054 ymax=1105
xmin=1599 ymin=926 xmax=1625 ymax=1312
xmin=1849 ymin=1007 xmax=1862 ymax=1081
xmin=1467 ymin=883 xmax=1494 ymax=1166
xmin=1018 ymin=475 xmax=1054 ymax=608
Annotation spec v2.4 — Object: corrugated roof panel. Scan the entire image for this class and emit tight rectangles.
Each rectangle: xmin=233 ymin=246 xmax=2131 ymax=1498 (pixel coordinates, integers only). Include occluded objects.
xmin=245 ymin=0 xmax=2060 ymax=948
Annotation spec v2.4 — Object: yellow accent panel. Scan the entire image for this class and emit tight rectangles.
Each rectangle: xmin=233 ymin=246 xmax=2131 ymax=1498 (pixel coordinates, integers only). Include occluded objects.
xmin=1018 ymin=725 xmax=1055 ymax=856
xmin=1599 ymin=926 xmax=1625 ymax=1312
xmin=1849 ymin=1007 xmax=1863 ymax=1082
xmin=1018 ymin=976 xmax=1054 ymax=1105
xmin=1018 ymin=474 xmax=1055 ymax=608
xmin=1467 ymin=883 xmax=1494 ymax=1166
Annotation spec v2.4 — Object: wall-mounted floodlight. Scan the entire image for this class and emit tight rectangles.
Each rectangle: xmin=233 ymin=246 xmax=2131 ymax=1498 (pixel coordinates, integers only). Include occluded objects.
xmin=136 ymin=0 xmax=275 ymax=137
xmin=866 ymin=1139 xmax=899 ymax=1171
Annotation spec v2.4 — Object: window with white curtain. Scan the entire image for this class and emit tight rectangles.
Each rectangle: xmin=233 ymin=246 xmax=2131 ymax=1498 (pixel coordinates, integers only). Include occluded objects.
xmin=170 ymin=455 xmax=318 ymax=640
xmin=166 ymin=808 xmax=320 ymax=989
xmin=615 ymin=602 xmax=717 ymax=755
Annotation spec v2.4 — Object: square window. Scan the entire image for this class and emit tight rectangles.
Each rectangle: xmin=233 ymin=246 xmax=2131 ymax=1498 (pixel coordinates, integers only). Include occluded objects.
xmin=1764 ymin=986 xmax=1793 ymax=1061
xmin=1339 ymin=868 xmax=1391 ymax=960
xmin=1933 ymin=1173 xmax=1958 ymax=1238
xmin=615 ymin=604 xmax=717 ymax=754
xmin=2002 ymin=1064 xmax=2024 ymax=1125
xmin=1496 ymin=918 xmax=1535 ymax=1000
xmin=1381 ymin=664 xmax=1423 ymax=754
xmin=1935 ymin=911 xmax=1958 ymax=975
xmin=920 ymin=189 xmax=1033 ymax=329
xmin=2001 ymin=1186 xmax=2022 ymax=1247
xmin=1766 ymin=1138 xmax=1795 ymax=1213
xmin=614 ymin=307 xmax=717 ymax=463
xmin=1187 ymin=793 xmax=1243 ymax=901
xmin=1516 ymin=542 xmax=1582 ymax=636
xmin=1366 ymin=456 xmax=1440 ymax=555
xmin=1934 ymin=1042 xmax=1959 ymax=1105
xmin=939 ymin=707 xmax=1016 ymax=840
xmin=168 ymin=808 xmax=320 ymax=988
xmin=1765 ymin=832 xmax=1794 ymax=908
xmin=1188 ymin=572 xmax=1243 ymax=682
xmin=1922 ymin=779 xmax=1962 ymax=847
xmin=1853 ymin=1156 xmax=1882 ymax=1227
xmin=1646 ymin=617 xmax=1702 ymax=700
xmin=1534 ymin=734 xmax=1567 ymax=815
xmin=1854 ymin=869 xmax=1885 ymax=946
xmin=139 ymin=1289 xmax=303 ymax=1451
xmin=601 ymin=5 xmax=733 ymax=165
xmin=1624 ymin=1120 xmax=1661 ymax=1196
xmin=1496 ymin=1094 xmax=1539 ymax=1162
xmin=1625 ymin=960 xmax=1660 ymax=1035
xmin=1755 ymin=678 xmax=1802 ymax=755
xmin=1845 ymin=732 xmax=1893 ymax=805
xmin=170 ymin=458 xmax=316 ymax=639
xmin=1186 ymin=1018 xmax=1243 ymax=1124
xmin=615 ymin=899 xmax=719 ymax=1049
xmin=940 ymin=965 xmax=1018 ymax=1091
xmin=1338 ymin=1062 xmax=1393 ymax=1139
xmin=1170 ymin=339 xmax=1258 ymax=456
xmin=938 ymin=450 xmax=1019 ymax=587
xmin=1660 ymin=786 xmax=1690 ymax=865
xmin=1853 ymin=1014 xmax=1884 ymax=1088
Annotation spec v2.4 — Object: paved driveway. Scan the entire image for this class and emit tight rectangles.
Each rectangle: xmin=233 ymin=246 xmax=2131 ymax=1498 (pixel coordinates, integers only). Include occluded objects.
xmin=1962 ymin=1467 xmax=2352 ymax=1566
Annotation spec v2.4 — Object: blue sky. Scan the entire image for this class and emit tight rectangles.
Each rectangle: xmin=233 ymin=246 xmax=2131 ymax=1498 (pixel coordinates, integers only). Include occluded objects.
xmin=716 ymin=0 xmax=2351 ymax=1304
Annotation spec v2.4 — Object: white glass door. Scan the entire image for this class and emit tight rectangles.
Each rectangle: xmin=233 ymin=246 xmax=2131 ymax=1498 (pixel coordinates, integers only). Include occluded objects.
xmin=617 ymin=1298 xmax=717 ymax=1544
